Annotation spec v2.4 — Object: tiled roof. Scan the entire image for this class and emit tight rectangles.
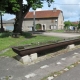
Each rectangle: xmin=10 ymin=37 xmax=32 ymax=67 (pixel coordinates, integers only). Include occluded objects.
xmin=25 ymin=10 xmax=61 ymax=19
xmin=71 ymin=21 xmax=79 ymax=25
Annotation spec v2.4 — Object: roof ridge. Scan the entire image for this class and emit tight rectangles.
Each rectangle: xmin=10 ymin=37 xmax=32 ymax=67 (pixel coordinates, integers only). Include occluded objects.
xmin=29 ymin=9 xmax=61 ymax=12
xmin=25 ymin=9 xmax=61 ymax=19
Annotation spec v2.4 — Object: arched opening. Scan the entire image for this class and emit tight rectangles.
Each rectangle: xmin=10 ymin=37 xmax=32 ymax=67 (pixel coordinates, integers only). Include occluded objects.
xmin=36 ymin=24 xmax=42 ymax=31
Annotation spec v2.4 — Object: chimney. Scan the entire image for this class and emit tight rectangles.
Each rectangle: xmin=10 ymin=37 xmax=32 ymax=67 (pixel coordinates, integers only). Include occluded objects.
xmin=53 ymin=8 xmax=56 ymax=12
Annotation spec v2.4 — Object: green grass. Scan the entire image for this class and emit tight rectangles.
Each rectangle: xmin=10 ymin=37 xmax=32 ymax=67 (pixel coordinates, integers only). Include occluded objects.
xmin=17 ymin=35 xmax=63 ymax=46
xmin=0 ymin=36 xmax=26 ymax=51
xmin=0 ymin=32 xmax=63 ymax=57
xmin=0 ymin=49 xmax=17 ymax=57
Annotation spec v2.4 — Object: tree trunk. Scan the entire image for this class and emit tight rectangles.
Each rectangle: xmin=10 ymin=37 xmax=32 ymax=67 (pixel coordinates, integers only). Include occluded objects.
xmin=13 ymin=13 xmax=23 ymax=33
xmin=13 ymin=0 xmax=31 ymax=34
xmin=13 ymin=0 xmax=23 ymax=33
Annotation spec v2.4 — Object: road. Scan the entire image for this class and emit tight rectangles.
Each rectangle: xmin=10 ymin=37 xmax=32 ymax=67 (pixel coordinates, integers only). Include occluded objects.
xmin=0 ymin=47 xmax=80 ymax=80
xmin=54 ymin=64 xmax=80 ymax=80
xmin=42 ymin=32 xmax=80 ymax=38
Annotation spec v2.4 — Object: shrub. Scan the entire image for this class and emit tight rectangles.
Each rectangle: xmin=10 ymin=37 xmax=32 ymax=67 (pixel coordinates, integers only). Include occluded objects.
xmin=36 ymin=24 xmax=41 ymax=30
xmin=21 ymin=32 xmax=32 ymax=38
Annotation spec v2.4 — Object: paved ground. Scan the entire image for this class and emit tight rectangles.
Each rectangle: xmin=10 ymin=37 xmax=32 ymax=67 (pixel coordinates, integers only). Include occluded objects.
xmin=0 ymin=47 xmax=80 ymax=80
xmin=42 ymin=32 xmax=80 ymax=38
xmin=53 ymin=64 xmax=80 ymax=80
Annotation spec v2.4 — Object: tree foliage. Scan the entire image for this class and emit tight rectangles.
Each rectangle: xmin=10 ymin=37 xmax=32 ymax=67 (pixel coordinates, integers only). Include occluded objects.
xmin=64 ymin=21 xmax=78 ymax=30
xmin=64 ymin=21 xmax=71 ymax=29
xmin=0 ymin=0 xmax=54 ymax=14
xmin=78 ymin=21 xmax=80 ymax=29
xmin=36 ymin=24 xmax=41 ymax=30
xmin=0 ymin=0 xmax=20 ymax=14
xmin=71 ymin=22 xmax=78 ymax=27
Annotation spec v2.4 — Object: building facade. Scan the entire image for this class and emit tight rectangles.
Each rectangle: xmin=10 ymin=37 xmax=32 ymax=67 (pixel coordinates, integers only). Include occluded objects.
xmin=22 ymin=8 xmax=64 ymax=31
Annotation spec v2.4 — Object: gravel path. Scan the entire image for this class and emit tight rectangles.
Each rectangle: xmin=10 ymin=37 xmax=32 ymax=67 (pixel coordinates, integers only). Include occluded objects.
xmin=42 ymin=32 xmax=80 ymax=38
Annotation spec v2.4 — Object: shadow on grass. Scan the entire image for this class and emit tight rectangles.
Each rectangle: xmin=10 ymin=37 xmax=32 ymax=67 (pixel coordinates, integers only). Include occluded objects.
xmin=21 ymin=32 xmax=36 ymax=38
xmin=0 ymin=31 xmax=12 ymax=38
xmin=0 ymin=31 xmax=36 ymax=38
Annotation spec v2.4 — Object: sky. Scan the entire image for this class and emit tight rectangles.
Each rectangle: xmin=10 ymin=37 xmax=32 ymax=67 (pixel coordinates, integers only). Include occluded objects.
xmin=2 ymin=0 xmax=80 ymax=22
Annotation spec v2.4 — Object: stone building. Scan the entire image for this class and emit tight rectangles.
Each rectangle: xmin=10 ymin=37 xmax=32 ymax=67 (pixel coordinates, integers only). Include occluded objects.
xmin=22 ymin=8 xmax=64 ymax=31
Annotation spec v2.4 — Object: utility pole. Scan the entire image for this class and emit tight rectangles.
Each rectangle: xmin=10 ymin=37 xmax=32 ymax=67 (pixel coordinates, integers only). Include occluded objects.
xmin=0 ymin=11 xmax=4 ymax=32
xmin=33 ymin=10 xmax=36 ymax=32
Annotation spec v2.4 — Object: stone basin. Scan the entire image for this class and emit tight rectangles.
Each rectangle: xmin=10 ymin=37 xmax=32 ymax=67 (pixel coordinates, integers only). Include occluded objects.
xmin=12 ymin=38 xmax=80 ymax=57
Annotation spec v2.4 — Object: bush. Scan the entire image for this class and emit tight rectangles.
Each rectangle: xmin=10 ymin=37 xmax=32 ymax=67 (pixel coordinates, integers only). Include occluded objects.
xmin=78 ymin=22 xmax=80 ymax=29
xmin=21 ymin=32 xmax=32 ymax=38
xmin=36 ymin=24 xmax=41 ymax=30
xmin=0 ymin=31 xmax=11 ymax=38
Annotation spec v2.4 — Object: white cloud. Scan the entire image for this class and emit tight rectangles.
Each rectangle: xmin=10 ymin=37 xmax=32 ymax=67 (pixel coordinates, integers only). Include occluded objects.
xmin=2 ymin=14 xmax=15 ymax=20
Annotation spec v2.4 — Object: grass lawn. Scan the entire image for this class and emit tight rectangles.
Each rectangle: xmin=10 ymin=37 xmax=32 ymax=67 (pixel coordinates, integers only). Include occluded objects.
xmin=0 ymin=32 xmax=63 ymax=57
xmin=0 ymin=35 xmax=26 ymax=51
xmin=0 ymin=49 xmax=17 ymax=57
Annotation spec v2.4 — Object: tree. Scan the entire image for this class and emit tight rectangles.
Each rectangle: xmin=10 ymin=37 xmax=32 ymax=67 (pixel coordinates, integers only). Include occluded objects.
xmin=64 ymin=21 xmax=71 ymax=29
xmin=0 ymin=0 xmax=54 ymax=33
xmin=71 ymin=22 xmax=78 ymax=27
xmin=0 ymin=0 xmax=7 ymax=32
xmin=78 ymin=21 xmax=80 ymax=29
xmin=36 ymin=24 xmax=41 ymax=30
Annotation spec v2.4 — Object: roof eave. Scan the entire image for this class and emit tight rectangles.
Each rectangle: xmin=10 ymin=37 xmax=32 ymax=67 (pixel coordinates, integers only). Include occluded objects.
xmin=24 ymin=17 xmax=58 ymax=20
